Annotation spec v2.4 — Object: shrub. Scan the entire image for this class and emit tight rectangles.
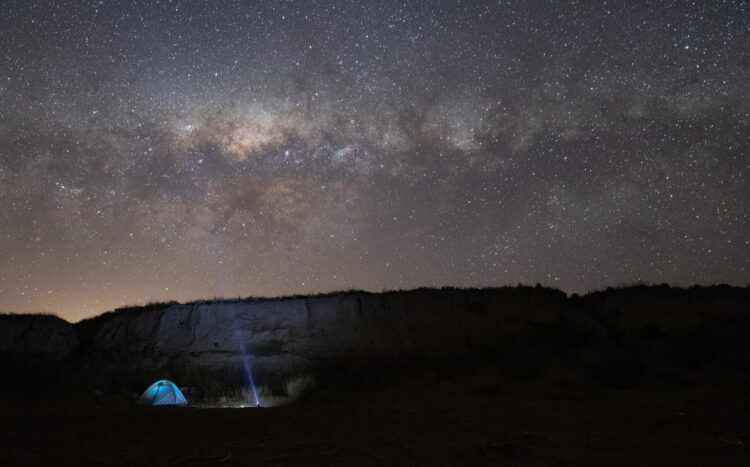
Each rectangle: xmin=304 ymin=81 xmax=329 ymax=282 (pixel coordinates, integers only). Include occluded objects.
xmin=285 ymin=375 xmax=316 ymax=402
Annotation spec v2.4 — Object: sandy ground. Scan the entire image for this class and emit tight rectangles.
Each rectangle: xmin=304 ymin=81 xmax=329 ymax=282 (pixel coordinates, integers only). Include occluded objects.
xmin=1 ymin=368 xmax=748 ymax=466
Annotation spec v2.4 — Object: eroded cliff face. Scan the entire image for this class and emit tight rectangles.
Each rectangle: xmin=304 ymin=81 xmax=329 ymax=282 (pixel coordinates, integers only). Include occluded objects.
xmin=81 ymin=288 xmax=567 ymax=376
xmin=2 ymin=285 xmax=748 ymax=393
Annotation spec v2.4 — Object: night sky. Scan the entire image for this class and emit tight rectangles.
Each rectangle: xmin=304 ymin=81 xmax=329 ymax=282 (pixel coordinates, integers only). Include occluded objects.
xmin=1 ymin=1 xmax=748 ymax=321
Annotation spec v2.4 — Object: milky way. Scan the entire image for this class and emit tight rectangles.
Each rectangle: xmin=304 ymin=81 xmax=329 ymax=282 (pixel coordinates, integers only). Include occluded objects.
xmin=1 ymin=1 xmax=748 ymax=320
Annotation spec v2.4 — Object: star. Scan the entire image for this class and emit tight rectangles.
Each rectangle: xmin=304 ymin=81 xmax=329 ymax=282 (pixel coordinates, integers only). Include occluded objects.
xmin=0 ymin=1 xmax=746 ymax=320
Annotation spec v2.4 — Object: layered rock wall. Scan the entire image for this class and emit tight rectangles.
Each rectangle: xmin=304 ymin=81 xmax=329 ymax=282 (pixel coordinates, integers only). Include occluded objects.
xmin=1 ymin=286 xmax=748 ymax=387
xmin=83 ymin=288 xmax=567 ymax=374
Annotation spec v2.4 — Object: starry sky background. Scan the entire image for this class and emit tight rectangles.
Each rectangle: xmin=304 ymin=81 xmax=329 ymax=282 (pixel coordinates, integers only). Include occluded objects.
xmin=1 ymin=1 xmax=748 ymax=321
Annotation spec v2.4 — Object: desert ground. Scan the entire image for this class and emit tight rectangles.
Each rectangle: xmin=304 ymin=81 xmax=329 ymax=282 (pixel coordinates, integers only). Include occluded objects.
xmin=2 ymin=362 xmax=747 ymax=466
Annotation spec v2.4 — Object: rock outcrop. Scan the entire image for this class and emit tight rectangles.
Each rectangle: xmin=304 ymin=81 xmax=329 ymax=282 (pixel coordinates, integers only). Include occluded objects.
xmin=78 ymin=287 xmax=567 ymax=376
xmin=1 ymin=285 xmax=748 ymax=393
xmin=0 ymin=314 xmax=78 ymax=357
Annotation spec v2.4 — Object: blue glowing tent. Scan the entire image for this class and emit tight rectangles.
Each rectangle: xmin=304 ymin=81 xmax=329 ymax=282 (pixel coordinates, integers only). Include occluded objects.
xmin=137 ymin=380 xmax=188 ymax=406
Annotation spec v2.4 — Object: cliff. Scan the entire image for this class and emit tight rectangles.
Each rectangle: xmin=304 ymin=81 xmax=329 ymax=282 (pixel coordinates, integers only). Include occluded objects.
xmin=1 ymin=285 xmax=749 ymax=394
xmin=75 ymin=287 xmax=567 ymax=377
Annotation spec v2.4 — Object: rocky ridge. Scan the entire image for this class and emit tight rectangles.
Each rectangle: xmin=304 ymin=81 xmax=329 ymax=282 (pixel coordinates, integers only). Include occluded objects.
xmin=1 ymin=285 xmax=748 ymax=392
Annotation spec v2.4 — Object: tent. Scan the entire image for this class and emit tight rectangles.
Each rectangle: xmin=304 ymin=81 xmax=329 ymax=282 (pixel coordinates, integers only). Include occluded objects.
xmin=137 ymin=379 xmax=188 ymax=406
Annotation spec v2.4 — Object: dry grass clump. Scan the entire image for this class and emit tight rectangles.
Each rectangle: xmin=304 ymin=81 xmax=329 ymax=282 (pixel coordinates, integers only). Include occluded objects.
xmin=285 ymin=375 xmax=316 ymax=402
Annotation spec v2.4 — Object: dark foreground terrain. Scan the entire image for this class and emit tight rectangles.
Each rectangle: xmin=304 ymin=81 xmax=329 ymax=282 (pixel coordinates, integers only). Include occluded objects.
xmin=1 ymin=364 xmax=748 ymax=466
xmin=2 ymin=285 xmax=749 ymax=465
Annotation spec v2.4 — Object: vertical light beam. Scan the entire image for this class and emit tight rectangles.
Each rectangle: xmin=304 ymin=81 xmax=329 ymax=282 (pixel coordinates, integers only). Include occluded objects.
xmin=229 ymin=305 xmax=261 ymax=407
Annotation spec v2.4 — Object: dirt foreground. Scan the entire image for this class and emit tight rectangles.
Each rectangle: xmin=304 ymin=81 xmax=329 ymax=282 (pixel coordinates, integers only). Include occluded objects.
xmin=1 ymin=366 xmax=748 ymax=466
